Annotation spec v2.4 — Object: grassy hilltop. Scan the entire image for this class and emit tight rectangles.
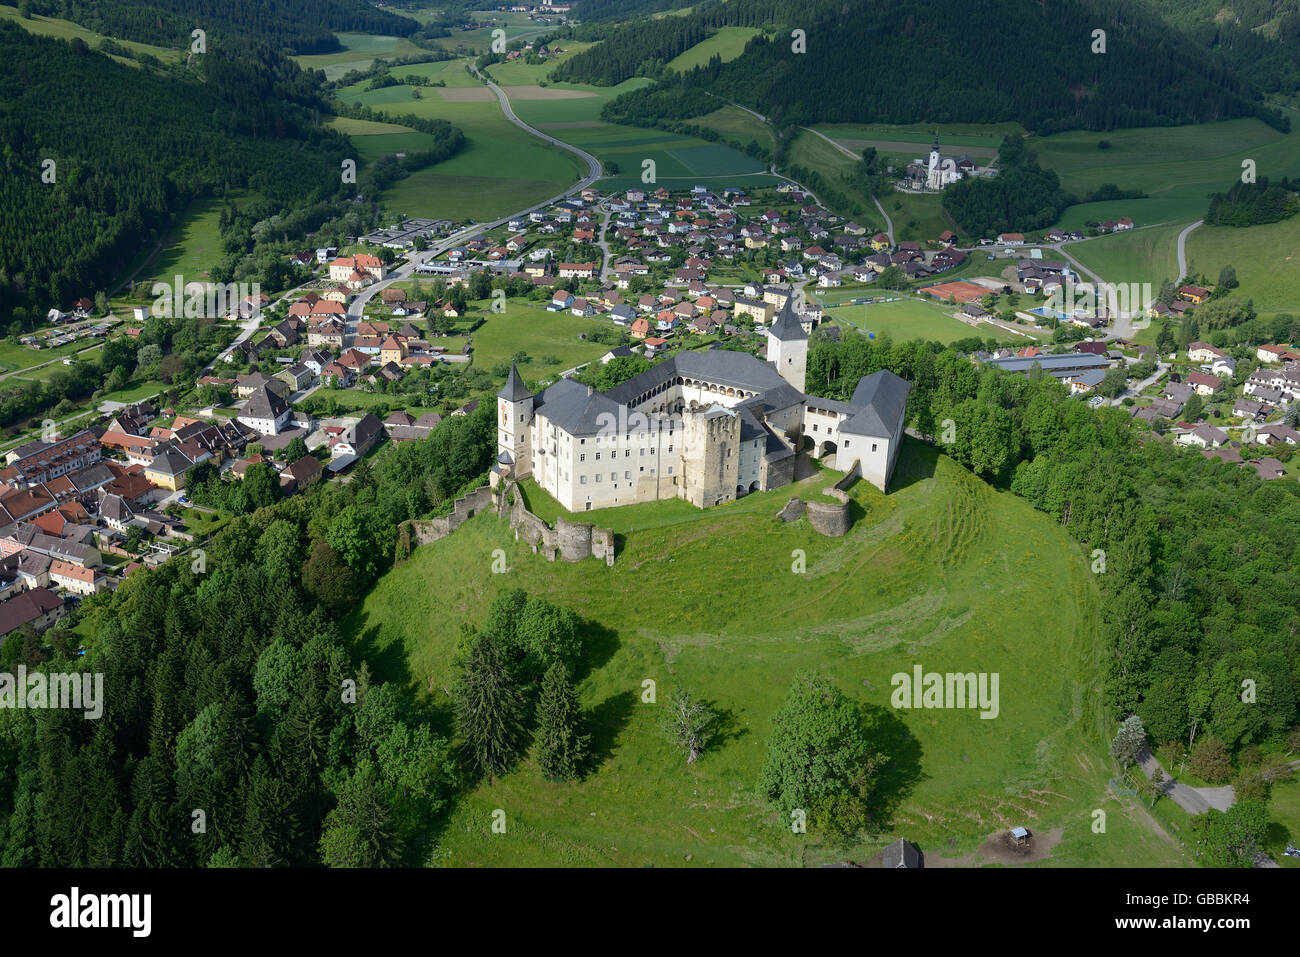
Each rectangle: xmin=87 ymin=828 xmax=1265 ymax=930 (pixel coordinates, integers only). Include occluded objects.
xmin=345 ymin=443 xmax=1187 ymax=867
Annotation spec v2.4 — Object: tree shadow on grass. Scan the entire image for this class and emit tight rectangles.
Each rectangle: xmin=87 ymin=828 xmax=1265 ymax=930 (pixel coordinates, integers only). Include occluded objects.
xmin=861 ymin=703 xmax=926 ymax=832
xmin=585 ymin=689 xmax=636 ymax=773
xmin=350 ymin=617 xmax=413 ymax=688
xmin=709 ymin=703 xmax=748 ymax=751
xmin=573 ymin=618 xmax=619 ymax=683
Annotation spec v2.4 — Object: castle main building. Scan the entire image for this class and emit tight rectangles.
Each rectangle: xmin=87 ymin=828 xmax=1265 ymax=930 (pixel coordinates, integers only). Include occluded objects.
xmin=493 ymin=298 xmax=910 ymax=512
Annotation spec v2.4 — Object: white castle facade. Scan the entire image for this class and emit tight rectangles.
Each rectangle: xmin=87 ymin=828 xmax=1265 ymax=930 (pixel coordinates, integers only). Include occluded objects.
xmin=492 ymin=299 xmax=910 ymax=512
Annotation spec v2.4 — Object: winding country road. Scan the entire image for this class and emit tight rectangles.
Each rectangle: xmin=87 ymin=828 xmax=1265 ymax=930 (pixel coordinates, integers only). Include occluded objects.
xmin=798 ymin=125 xmax=895 ymax=245
xmin=1176 ymin=219 xmax=1203 ymax=281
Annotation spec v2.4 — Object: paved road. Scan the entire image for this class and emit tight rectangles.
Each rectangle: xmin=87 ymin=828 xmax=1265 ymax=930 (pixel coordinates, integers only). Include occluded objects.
xmin=800 ymin=124 xmax=894 ymax=243
xmin=1137 ymin=747 xmax=1235 ymax=815
xmin=1176 ymin=219 xmax=1203 ymax=281
xmin=337 ymin=66 xmax=606 ymax=330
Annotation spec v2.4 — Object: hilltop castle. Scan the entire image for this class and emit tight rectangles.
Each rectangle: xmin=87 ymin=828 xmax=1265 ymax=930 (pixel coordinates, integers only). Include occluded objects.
xmin=492 ymin=298 xmax=910 ymax=512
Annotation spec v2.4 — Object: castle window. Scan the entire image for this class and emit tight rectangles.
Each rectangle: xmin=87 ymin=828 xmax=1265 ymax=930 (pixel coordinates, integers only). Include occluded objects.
xmin=596 ymin=474 xmax=601 ymax=482
xmin=667 ymin=466 xmax=673 ymax=474
xmin=625 ymin=450 xmax=630 ymax=457
xmin=872 ymin=443 xmax=878 ymax=452
xmin=580 ymin=454 xmax=585 ymax=462
xmin=595 ymin=452 xmax=601 ymax=460
xmin=580 ymin=475 xmax=587 ymax=484
xmin=624 ymin=471 xmax=630 ymax=479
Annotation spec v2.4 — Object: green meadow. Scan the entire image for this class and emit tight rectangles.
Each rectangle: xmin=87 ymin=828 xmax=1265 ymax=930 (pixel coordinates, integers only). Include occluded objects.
xmin=1063 ymin=224 xmax=1185 ymax=292
xmin=666 ymin=26 xmax=761 ymax=72
xmin=332 ymin=68 xmax=585 ymax=219
xmin=470 ymin=300 xmax=613 ymax=375
xmin=294 ymin=32 xmax=428 ymax=81
xmin=1186 ymin=215 xmax=1300 ymax=318
xmin=1028 ymin=109 xmax=1300 ymax=226
xmin=817 ymin=295 xmax=1022 ymax=345
xmin=345 ymin=444 xmax=1186 ymax=867
xmin=0 ymin=4 xmax=183 ymax=66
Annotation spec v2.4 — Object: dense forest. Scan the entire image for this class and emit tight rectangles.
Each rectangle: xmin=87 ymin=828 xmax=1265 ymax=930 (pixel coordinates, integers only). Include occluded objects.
xmin=941 ymin=135 xmax=1076 ymax=236
xmin=27 ymin=0 xmax=417 ymax=54
xmin=0 ymin=23 xmax=357 ymax=323
xmin=1141 ymin=0 xmax=1300 ymax=97
xmin=579 ymin=0 xmax=1289 ymax=134
xmin=0 ymin=405 xmax=497 ymax=867
xmin=806 ymin=333 xmax=1299 ymax=791
xmin=1205 ymin=177 xmax=1300 ymax=227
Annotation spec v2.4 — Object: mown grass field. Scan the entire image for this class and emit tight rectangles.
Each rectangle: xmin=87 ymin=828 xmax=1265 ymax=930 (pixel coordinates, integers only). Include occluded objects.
xmin=345 ymin=443 xmax=1185 ymax=867
xmin=1063 ymin=224 xmax=1185 ymax=292
xmin=470 ymin=300 xmax=612 ymax=375
xmin=816 ymin=295 xmax=1022 ymax=344
xmin=690 ymin=105 xmax=775 ymax=149
xmin=666 ymin=26 xmax=761 ymax=72
xmin=1186 ymin=215 xmax=1300 ymax=319
xmin=0 ymin=4 xmax=183 ymax=65
xmin=1028 ymin=109 xmax=1300 ymax=227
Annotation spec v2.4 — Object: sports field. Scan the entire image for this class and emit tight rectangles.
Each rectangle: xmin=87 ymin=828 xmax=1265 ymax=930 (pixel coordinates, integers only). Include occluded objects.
xmin=346 ymin=443 xmax=1185 ymax=867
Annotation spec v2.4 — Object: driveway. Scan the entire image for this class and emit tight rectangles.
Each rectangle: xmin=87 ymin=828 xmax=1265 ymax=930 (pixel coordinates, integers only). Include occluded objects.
xmin=1137 ymin=747 xmax=1235 ymax=815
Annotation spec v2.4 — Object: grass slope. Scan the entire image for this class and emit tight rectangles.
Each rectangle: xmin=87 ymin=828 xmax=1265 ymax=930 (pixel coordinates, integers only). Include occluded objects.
xmin=346 ymin=444 xmax=1186 ymax=867
xmin=1028 ymin=110 xmax=1300 ymax=227
xmin=1063 ymin=224 xmax=1184 ymax=292
xmin=666 ymin=26 xmax=761 ymax=72
xmin=1186 ymin=215 xmax=1300 ymax=319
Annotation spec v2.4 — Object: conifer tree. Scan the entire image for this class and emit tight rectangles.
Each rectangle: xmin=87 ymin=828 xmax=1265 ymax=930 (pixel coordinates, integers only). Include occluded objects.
xmin=535 ymin=664 xmax=589 ymax=782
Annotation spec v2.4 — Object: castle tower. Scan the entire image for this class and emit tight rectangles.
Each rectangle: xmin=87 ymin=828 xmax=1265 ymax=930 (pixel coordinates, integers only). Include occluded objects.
xmin=766 ymin=295 xmax=808 ymax=393
xmin=681 ymin=404 xmax=741 ymax=508
xmin=496 ymin=363 xmax=534 ymax=480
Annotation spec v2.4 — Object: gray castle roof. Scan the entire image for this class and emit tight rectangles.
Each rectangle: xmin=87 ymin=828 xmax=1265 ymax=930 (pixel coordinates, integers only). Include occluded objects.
xmin=841 ymin=370 xmax=911 ymax=439
xmin=499 ymin=363 xmax=532 ymax=402
xmin=767 ymin=295 xmax=807 ymax=343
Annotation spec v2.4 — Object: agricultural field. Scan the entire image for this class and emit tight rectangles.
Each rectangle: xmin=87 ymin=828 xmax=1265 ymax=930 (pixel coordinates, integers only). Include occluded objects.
xmin=1028 ymin=109 xmax=1300 ymax=227
xmin=666 ymin=26 xmax=762 ymax=72
xmin=480 ymin=48 xmax=779 ymax=193
xmin=293 ymin=32 xmax=429 ymax=81
xmin=331 ymin=70 xmax=585 ymax=220
xmin=689 ymin=104 xmax=775 ymax=149
xmin=1062 ymin=223 xmax=1184 ymax=293
xmin=345 ymin=443 xmax=1185 ymax=867
xmin=468 ymin=300 xmax=614 ymax=375
xmin=1186 ymin=215 xmax=1300 ymax=319
xmin=0 ymin=4 xmax=183 ymax=65
xmin=810 ymin=121 xmax=1010 ymax=173
xmin=816 ymin=295 xmax=1022 ymax=345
